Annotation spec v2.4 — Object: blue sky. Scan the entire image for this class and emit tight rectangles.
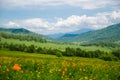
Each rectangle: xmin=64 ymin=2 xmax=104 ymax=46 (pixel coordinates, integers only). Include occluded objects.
xmin=0 ymin=0 xmax=120 ymax=34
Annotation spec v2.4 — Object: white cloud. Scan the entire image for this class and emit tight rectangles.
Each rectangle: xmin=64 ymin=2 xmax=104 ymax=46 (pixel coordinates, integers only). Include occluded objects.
xmin=2 ymin=11 xmax=120 ymax=34
xmin=4 ymin=21 xmax=20 ymax=28
xmin=0 ymin=0 xmax=119 ymax=10
xmin=23 ymin=18 xmax=50 ymax=29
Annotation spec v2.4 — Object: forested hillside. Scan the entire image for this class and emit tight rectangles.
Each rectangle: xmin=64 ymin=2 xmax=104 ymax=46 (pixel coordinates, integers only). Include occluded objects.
xmin=0 ymin=28 xmax=31 ymax=34
xmin=59 ymin=23 xmax=120 ymax=42
xmin=0 ymin=28 xmax=48 ymax=43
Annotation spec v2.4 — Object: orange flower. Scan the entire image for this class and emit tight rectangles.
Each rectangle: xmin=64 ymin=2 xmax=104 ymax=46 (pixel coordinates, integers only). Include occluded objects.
xmin=13 ymin=64 xmax=21 ymax=71
xmin=72 ymin=63 xmax=76 ymax=67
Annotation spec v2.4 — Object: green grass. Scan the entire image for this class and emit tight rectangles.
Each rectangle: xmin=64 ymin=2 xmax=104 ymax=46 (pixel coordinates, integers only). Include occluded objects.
xmin=0 ymin=49 xmax=120 ymax=80
xmin=1 ymin=38 xmax=111 ymax=52
xmin=0 ymin=49 xmax=57 ymax=59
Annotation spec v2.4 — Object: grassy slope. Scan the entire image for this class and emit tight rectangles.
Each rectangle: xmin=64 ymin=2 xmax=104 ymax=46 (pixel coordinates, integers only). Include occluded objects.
xmin=1 ymin=38 xmax=111 ymax=52
xmin=0 ymin=49 xmax=57 ymax=59
xmin=0 ymin=49 xmax=103 ymax=61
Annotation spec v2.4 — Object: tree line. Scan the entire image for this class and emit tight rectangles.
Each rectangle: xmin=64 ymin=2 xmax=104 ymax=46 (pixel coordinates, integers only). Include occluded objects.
xmin=81 ymin=41 xmax=120 ymax=48
xmin=0 ymin=42 xmax=120 ymax=61
xmin=0 ymin=32 xmax=47 ymax=43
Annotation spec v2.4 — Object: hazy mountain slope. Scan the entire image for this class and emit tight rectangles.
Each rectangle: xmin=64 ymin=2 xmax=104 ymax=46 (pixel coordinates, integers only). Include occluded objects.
xmin=59 ymin=23 xmax=120 ymax=42
xmin=46 ymin=28 xmax=93 ymax=39
xmin=60 ymin=29 xmax=93 ymax=38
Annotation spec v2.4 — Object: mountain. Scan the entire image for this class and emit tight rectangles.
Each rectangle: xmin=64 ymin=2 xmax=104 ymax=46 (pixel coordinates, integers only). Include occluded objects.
xmin=0 ymin=28 xmax=32 ymax=34
xmin=45 ymin=33 xmax=65 ymax=39
xmin=58 ymin=23 xmax=120 ymax=43
xmin=46 ymin=28 xmax=93 ymax=39
xmin=60 ymin=28 xmax=93 ymax=38
xmin=69 ymin=28 xmax=93 ymax=34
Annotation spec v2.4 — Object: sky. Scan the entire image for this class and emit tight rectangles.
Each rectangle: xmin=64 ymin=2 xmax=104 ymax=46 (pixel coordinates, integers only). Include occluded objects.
xmin=0 ymin=0 xmax=120 ymax=35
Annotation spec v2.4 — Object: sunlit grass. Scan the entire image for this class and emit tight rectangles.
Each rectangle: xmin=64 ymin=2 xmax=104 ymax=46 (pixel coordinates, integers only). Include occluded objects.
xmin=0 ymin=50 xmax=120 ymax=80
xmin=1 ymin=38 xmax=111 ymax=52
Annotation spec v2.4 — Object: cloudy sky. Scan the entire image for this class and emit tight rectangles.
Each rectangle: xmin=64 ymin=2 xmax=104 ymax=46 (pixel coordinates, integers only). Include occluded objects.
xmin=0 ymin=0 xmax=120 ymax=34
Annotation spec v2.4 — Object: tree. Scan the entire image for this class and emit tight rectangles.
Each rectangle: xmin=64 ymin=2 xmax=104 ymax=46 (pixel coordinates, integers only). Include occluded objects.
xmin=26 ymin=45 xmax=35 ymax=53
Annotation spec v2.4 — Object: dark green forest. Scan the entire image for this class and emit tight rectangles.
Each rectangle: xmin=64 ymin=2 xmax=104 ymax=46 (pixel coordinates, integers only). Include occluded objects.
xmin=0 ymin=32 xmax=47 ymax=43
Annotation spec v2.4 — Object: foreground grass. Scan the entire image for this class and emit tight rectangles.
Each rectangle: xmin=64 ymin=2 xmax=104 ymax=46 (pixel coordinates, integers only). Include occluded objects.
xmin=0 ymin=50 xmax=120 ymax=80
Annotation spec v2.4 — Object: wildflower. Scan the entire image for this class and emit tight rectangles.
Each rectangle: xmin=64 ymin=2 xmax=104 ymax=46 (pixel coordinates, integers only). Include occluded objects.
xmin=49 ymin=69 xmax=52 ymax=73
xmin=6 ymin=68 xmax=9 ymax=72
xmin=72 ymin=63 xmax=76 ymax=67
xmin=58 ymin=69 xmax=61 ymax=72
xmin=80 ymin=68 xmax=82 ymax=72
xmin=83 ymin=69 xmax=86 ymax=72
xmin=84 ymin=76 xmax=88 ymax=80
xmin=89 ymin=75 xmax=93 ymax=80
xmin=42 ymin=66 xmax=44 ymax=73
xmin=13 ymin=64 xmax=21 ymax=71
xmin=64 ymin=67 xmax=67 ymax=72
xmin=62 ymin=71 xmax=65 ymax=76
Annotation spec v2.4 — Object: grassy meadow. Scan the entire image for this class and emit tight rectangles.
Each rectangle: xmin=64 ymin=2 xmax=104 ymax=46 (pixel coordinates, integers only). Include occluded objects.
xmin=0 ymin=49 xmax=120 ymax=80
xmin=0 ymin=39 xmax=120 ymax=80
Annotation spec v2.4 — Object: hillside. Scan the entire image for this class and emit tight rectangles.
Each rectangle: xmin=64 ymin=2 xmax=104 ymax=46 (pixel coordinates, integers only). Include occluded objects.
xmin=60 ymin=28 xmax=93 ymax=38
xmin=0 ymin=28 xmax=32 ymax=34
xmin=59 ymin=23 xmax=120 ymax=43
xmin=0 ymin=28 xmax=48 ymax=43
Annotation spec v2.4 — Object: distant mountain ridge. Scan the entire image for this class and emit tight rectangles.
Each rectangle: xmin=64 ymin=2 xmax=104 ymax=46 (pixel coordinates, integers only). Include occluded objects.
xmin=60 ymin=28 xmax=93 ymax=38
xmin=58 ymin=23 xmax=120 ymax=42
xmin=0 ymin=28 xmax=32 ymax=34
xmin=46 ymin=28 xmax=93 ymax=39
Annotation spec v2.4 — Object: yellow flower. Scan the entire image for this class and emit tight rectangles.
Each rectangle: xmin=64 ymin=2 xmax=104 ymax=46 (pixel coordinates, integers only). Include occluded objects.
xmin=64 ymin=67 xmax=67 ymax=72
xmin=58 ymin=69 xmax=61 ymax=72
xmin=80 ymin=68 xmax=82 ymax=72
xmin=84 ymin=76 xmax=88 ymax=80
xmin=83 ymin=69 xmax=86 ymax=72
xmin=6 ymin=68 xmax=9 ymax=72
xmin=62 ymin=71 xmax=65 ymax=76
xmin=13 ymin=64 xmax=21 ymax=71
xmin=49 ymin=69 xmax=52 ymax=73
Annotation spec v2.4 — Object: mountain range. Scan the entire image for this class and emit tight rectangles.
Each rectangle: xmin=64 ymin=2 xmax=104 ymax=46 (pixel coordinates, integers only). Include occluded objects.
xmin=0 ymin=23 xmax=120 ymax=43
xmin=46 ymin=28 xmax=93 ymax=39
xmin=58 ymin=23 xmax=120 ymax=43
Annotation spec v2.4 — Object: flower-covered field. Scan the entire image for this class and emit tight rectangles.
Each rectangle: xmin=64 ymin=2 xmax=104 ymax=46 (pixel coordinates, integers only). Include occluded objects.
xmin=0 ymin=50 xmax=120 ymax=80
